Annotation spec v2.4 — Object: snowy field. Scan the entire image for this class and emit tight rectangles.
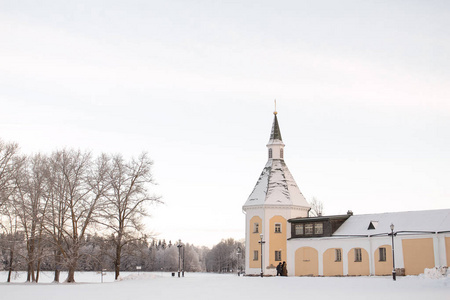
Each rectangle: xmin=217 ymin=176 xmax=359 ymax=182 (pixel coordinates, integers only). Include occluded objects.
xmin=1 ymin=271 xmax=449 ymax=300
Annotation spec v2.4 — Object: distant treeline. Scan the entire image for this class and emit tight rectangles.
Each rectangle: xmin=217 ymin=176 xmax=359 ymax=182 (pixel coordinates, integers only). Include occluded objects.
xmin=1 ymin=233 xmax=245 ymax=279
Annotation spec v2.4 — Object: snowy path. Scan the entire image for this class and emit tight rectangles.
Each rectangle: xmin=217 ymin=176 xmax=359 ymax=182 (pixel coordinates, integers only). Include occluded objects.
xmin=1 ymin=272 xmax=448 ymax=300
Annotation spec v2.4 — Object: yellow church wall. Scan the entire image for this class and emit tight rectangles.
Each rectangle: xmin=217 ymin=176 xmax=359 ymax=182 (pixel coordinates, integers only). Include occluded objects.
xmin=402 ymin=238 xmax=435 ymax=275
xmin=323 ymin=248 xmax=343 ymax=276
xmin=446 ymin=237 xmax=450 ymax=267
xmin=269 ymin=216 xmax=287 ymax=269
xmin=295 ymin=247 xmax=319 ymax=276
xmin=347 ymin=248 xmax=370 ymax=276
xmin=374 ymin=245 xmax=392 ymax=276
xmin=249 ymin=216 xmax=262 ymax=269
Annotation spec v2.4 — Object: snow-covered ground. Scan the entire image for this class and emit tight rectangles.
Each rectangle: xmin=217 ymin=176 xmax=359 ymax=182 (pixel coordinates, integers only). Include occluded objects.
xmin=1 ymin=271 xmax=448 ymax=300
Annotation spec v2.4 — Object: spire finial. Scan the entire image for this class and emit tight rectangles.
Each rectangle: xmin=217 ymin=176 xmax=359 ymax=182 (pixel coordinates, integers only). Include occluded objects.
xmin=274 ymin=99 xmax=277 ymax=115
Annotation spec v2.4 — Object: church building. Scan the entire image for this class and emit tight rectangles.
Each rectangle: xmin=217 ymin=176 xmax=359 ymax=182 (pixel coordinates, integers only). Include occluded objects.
xmin=243 ymin=111 xmax=450 ymax=277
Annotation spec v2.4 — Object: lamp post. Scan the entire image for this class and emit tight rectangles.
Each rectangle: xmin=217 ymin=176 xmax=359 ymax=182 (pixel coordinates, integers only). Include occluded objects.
xmin=177 ymin=239 xmax=182 ymax=278
xmin=390 ymin=223 xmax=396 ymax=281
xmin=258 ymin=234 xmax=265 ymax=277
xmin=182 ymin=245 xmax=185 ymax=277
xmin=236 ymin=246 xmax=242 ymax=276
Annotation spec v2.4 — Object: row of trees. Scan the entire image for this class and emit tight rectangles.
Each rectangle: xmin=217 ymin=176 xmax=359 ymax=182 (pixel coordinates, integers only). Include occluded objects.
xmin=0 ymin=139 xmax=245 ymax=282
xmin=1 ymin=233 xmax=245 ymax=279
xmin=0 ymin=139 xmax=160 ymax=282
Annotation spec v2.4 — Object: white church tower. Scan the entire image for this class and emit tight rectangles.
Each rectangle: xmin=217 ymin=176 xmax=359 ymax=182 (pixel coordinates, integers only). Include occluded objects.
xmin=243 ymin=110 xmax=311 ymax=276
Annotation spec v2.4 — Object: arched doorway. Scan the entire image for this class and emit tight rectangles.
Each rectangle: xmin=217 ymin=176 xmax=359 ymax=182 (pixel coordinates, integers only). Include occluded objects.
xmin=295 ymin=247 xmax=318 ymax=276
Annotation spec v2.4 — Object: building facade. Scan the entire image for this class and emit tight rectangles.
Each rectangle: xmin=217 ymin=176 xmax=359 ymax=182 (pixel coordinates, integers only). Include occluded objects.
xmin=243 ymin=112 xmax=450 ymax=276
xmin=287 ymin=210 xmax=450 ymax=276
xmin=242 ymin=111 xmax=310 ymax=276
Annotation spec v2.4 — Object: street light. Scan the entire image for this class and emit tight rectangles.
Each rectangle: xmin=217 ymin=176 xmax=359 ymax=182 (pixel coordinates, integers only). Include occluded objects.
xmin=258 ymin=234 xmax=265 ymax=277
xmin=390 ymin=223 xmax=396 ymax=281
xmin=182 ymin=244 xmax=185 ymax=277
xmin=236 ymin=246 xmax=242 ymax=276
xmin=177 ymin=239 xmax=182 ymax=278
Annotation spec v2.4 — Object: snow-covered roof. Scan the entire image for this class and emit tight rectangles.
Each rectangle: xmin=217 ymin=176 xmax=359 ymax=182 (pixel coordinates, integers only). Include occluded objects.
xmin=244 ymin=113 xmax=310 ymax=210
xmin=243 ymin=159 xmax=311 ymax=208
xmin=333 ymin=209 xmax=450 ymax=236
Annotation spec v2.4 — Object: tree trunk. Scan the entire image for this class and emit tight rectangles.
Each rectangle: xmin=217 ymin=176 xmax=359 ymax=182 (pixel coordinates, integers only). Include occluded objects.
xmin=36 ymin=250 xmax=42 ymax=283
xmin=114 ymin=243 xmax=122 ymax=280
xmin=7 ymin=249 xmax=14 ymax=283
xmin=26 ymin=252 xmax=36 ymax=282
xmin=53 ymin=250 xmax=61 ymax=283
xmin=66 ymin=266 xmax=76 ymax=283
xmin=36 ymin=254 xmax=42 ymax=282
xmin=36 ymin=262 xmax=41 ymax=282
xmin=27 ymin=264 xmax=31 ymax=282
xmin=54 ymin=269 xmax=60 ymax=283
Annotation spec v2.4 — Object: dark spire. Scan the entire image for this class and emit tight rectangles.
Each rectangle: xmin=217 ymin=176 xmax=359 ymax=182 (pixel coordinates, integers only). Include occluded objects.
xmin=269 ymin=112 xmax=283 ymax=141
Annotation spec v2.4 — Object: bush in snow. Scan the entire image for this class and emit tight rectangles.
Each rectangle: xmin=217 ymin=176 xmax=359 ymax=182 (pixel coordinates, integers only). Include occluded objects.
xmin=421 ymin=266 xmax=449 ymax=279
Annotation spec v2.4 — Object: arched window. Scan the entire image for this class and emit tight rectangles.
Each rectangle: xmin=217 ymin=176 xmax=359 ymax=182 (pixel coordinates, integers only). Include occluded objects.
xmin=280 ymin=148 xmax=284 ymax=158
xmin=269 ymin=148 xmax=272 ymax=158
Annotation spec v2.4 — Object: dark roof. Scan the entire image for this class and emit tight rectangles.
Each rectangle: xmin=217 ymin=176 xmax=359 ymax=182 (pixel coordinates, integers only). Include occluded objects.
xmin=288 ymin=214 xmax=351 ymax=223
xmin=269 ymin=114 xmax=282 ymax=141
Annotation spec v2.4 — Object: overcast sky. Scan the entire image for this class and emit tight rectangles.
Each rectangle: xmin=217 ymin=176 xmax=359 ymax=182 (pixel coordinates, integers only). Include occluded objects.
xmin=1 ymin=1 xmax=449 ymax=247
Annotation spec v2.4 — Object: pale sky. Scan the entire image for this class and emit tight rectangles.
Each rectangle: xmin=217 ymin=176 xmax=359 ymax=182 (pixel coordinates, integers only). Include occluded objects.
xmin=1 ymin=1 xmax=449 ymax=247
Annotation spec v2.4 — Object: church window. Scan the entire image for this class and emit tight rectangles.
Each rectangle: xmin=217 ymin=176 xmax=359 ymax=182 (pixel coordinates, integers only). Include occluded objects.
xmin=314 ymin=223 xmax=323 ymax=235
xmin=275 ymin=251 xmax=282 ymax=261
xmin=275 ymin=223 xmax=281 ymax=233
xmin=253 ymin=223 xmax=259 ymax=233
xmin=295 ymin=224 xmax=304 ymax=235
xmin=335 ymin=249 xmax=342 ymax=262
xmin=269 ymin=148 xmax=273 ymax=158
xmin=354 ymin=248 xmax=362 ymax=262
xmin=379 ymin=247 xmax=386 ymax=262
xmin=253 ymin=250 xmax=259 ymax=261
xmin=280 ymin=148 xmax=284 ymax=158
xmin=305 ymin=223 xmax=313 ymax=235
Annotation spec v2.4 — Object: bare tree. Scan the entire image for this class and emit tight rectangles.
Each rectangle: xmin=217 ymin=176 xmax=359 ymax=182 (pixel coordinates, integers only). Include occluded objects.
xmin=44 ymin=151 xmax=68 ymax=282
xmin=12 ymin=153 xmax=49 ymax=282
xmin=43 ymin=150 xmax=109 ymax=283
xmin=0 ymin=139 xmax=19 ymax=208
xmin=99 ymin=152 xmax=161 ymax=280
xmin=309 ymin=197 xmax=324 ymax=217
xmin=0 ymin=201 xmax=24 ymax=282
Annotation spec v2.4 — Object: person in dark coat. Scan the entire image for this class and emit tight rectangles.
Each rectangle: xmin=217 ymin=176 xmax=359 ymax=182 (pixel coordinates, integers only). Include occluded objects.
xmin=276 ymin=262 xmax=282 ymax=276
xmin=281 ymin=261 xmax=288 ymax=276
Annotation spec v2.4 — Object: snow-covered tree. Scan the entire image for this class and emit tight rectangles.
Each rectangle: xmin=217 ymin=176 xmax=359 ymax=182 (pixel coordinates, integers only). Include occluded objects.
xmin=0 ymin=139 xmax=19 ymax=208
xmin=97 ymin=152 xmax=161 ymax=280
xmin=43 ymin=150 xmax=110 ymax=282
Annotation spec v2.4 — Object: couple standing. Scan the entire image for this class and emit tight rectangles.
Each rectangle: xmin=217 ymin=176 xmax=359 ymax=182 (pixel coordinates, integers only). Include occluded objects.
xmin=276 ymin=261 xmax=287 ymax=276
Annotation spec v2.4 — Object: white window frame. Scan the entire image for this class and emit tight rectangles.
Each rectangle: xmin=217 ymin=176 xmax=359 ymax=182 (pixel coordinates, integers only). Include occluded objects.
xmin=379 ymin=247 xmax=386 ymax=262
xmin=253 ymin=250 xmax=259 ymax=261
xmin=274 ymin=223 xmax=281 ymax=233
xmin=314 ymin=223 xmax=323 ymax=235
xmin=355 ymin=248 xmax=362 ymax=262
xmin=254 ymin=223 xmax=259 ymax=233
xmin=335 ymin=249 xmax=342 ymax=262
xmin=295 ymin=224 xmax=304 ymax=235
xmin=275 ymin=250 xmax=282 ymax=261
